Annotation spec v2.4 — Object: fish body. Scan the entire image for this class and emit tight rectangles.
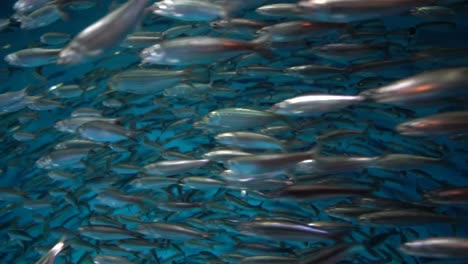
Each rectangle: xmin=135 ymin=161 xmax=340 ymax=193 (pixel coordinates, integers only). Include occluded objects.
xmin=5 ymin=48 xmax=61 ymax=67
xmin=141 ymin=36 xmax=270 ymax=65
xmin=400 ymin=238 xmax=468 ymax=259
xmin=396 ymin=111 xmax=468 ymax=136
xmin=58 ymin=0 xmax=149 ymax=65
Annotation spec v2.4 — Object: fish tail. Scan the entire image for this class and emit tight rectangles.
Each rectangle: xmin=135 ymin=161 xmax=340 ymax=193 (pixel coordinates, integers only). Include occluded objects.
xmin=251 ymin=34 xmax=274 ymax=60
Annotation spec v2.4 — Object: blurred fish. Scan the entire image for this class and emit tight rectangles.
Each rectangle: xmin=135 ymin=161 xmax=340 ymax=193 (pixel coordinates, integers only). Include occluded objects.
xmin=361 ymin=68 xmax=468 ymax=106
xmin=149 ymin=0 xmax=228 ymax=21
xmin=40 ymin=32 xmax=71 ymax=45
xmin=298 ymin=0 xmax=435 ymax=22
xmin=58 ymin=0 xmax=149 ymax=65
xmin=400 ymin=238 xmax=468 ymax=259
xmin=270 ymin=94 xmax=364 ymax=117
xmin=424 ymin=187 xmax=468 ymax=205
xmin=5 ymin=48 xmax=61 ymax=67
xmin=19 ymin=4 xmax=66 ymax=30
xmin=35 ymin=237 xmax=66 ymax=264
xmin=141 ymin=35 xmax=271 ymax=66
xmin=396 ymin=111 xmax=468 ymax=136
xmin=13 ymin=0 xmax=49 ymax=13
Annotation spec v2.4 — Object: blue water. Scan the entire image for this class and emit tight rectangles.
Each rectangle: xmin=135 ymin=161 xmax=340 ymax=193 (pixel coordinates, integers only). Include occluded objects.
xmin=0 ymin=0 xmax=467 ymax=263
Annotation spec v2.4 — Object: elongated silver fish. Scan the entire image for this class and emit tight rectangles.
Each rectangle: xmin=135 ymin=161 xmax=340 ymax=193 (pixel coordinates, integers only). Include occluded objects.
xmin=141 ymin=35 xmax=271 ymax=65
xmin=298 ymin=0 xmax=435 ymax=22
xmin=400 ymin=238 xmax=468 ymax=259
xmin=270 ymin=94 xmax=364 ymax=117
xmin=58 ymin=0 xmax=149 ymax=65
xmin=361 ymin=68 xmax=468 ymax=105
xmin=396 ymin=111 xmax=468 ymax=136
xmin=5 ymin=48 xmax=61 ymax=67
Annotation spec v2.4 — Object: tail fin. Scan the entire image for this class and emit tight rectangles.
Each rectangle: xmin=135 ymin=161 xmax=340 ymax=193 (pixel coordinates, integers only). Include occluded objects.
xmin=251 ymin=34 xmax=274 ymax=60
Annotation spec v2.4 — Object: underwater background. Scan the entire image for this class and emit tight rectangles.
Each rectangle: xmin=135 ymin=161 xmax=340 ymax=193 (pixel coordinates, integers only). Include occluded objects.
xmin=0 ymin=0 xmax=467 ymax=263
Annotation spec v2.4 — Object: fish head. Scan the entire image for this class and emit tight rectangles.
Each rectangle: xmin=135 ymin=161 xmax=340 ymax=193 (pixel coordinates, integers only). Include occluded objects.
xmin=36 ymin=155 xmax=53 ymax=169
xmin=210 ymin=20 xmax=229 ymax=30
xmin=54 ymin=120 xmax=68 ymax=132
xmin=140 ymin=44 xmax=166 ymax=65
xmin=395 ymin=120 xmax=424 ymax=136
xmin=4 ymin=53 xmax=21 ymax=67
xmin=214 ymin=132 xmax=236 ymax=145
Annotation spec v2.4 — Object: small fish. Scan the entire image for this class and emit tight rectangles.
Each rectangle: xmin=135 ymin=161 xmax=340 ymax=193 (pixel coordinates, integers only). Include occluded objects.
xmin=141 ymin=35 xmax=271 ymax=66
xmin=202 ymin=149 xmax=252 ymax=164
xmin=150 ymin=0 xmax=227 ymax=21
xmin=142 ymin=159 xmax=209 ymax=176
xmin=36 ymin=148 xmax=91 ymax=169
xmin=49 ymin=83 xmax=84 ymax=98
xmin=236 ymin=219 xmax=339 ymax=242
xmin=54 ymin=116 xmax=122 ymax=133
xmin=257 ymin=20 xmax=346 ymax=42
xmin=270 ymin=94 xmax=364 ymax=117
xmin=298 ymin=0 xmax=435 ymax=22
xmin=400 ymin=238 xmax=468 ymax=259
xmin=20 ymin=4 xmax=66 ymax=30
xmin=358 ymin=209 xmax=457 ymax=226
xmin=77 ymin=121 xmax=136 ymax=142
xmin=5 ymin=48 xmax=61 ymax=67
xmin=35 ymin=237 xmax=66 ymax=264
xmin=58 ymin=0 xmax=149 ymax=65
xmin=197 ymin=108 xmax=279 ymax=131
xmin=226 ymin=151 xmax=315 ymax=175
xmin=360 ymin=68 xmax=468 ymax=105
xmin=215 ymin=131 xmax=284 ymax=150
xmin=93 ymin=255 xmax=133 ymax=264
xmin=108 ymin=68 xmax=209 ymax=94
xmin=424 ymin=187 xmax=468 ymax=205
xmin=411 ymin=6 xmax=456 ymax=20
xmin=13 ymin=0 xmax=49 ymax=13
xmin=396 ymin=111 xmax=468 ymax=136
xmin=40 ymin=32 xmax=71 ymax=45
xmin=121 ymin=31 xmax=162 ymax=48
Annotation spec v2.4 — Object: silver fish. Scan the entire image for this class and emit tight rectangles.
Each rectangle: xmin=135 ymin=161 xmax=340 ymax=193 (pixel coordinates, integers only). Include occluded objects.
xmin=5 ymin=48 xmax=61 ymax=67
xmin=400 ymin=238 xmax=468 ymax=259
xmin=396 ymin=111 xmax=468 ymax=136
xmin=141 ymin=35 xmax=270 ymax=66
xmin=58 ymin=0 xmax=149 ymax=65
xmin=270 ymin=94 xmax=364 ymax=117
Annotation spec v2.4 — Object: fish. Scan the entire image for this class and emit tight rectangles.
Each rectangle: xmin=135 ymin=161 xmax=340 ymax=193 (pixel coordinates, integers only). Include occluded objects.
xmin=298 ymin=0 xmax=436 ymax=22
xmin=108 ymin=68 xmax=209 ymax=94
xmin=270 ymin=94 xmax=365 ymax=117
xmin=149 ymin=0 xmax=227 ymax=21
xmin=58 ymin=0 xmax=149 ymax=65
xmin=40 ymin=32 xmax=71 ymax=45
xmin=215 ymin=131 xmax=284 ymax=150
xmin=141 ymin=35 xmax=271 ymax=66
xmin=142 ymin=159 xmax=210 ymax=176
xmin=257 ymin=20 xmax=347 ymax=42
xmin=5 ymin=48 xmax=61 ymax=67
xmin=77 ymin=120 xmax=136 ymax=142
xmin=424 ymin=187 xmax=468 ymax=205
xmin=13 ymin=0 xmax=49 ymax=13
xmin=20 ymin=5 xmax=66 ymax=30
xmin=400 ymin=238 xmax=468 ymax=259
xmin=196 ymin=108 xmax=280 ymax=131
xmin=396 ymin=111 xmax=468 ymax=136
xmin=360 ymin=68 xmax=468 ymax=105
xmin=35 ymin=237 xmax=66 ymax=264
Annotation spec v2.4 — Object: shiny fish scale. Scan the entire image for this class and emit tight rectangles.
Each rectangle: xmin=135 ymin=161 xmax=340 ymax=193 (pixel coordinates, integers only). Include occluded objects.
xmin=0 ymin=0 xmax=467 ymax=263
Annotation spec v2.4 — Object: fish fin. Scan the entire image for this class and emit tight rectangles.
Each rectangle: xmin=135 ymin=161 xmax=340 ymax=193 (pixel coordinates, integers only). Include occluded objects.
xmin=33 ymin=66 xmax=46 ymax=81
xmin=251 ymin=34 xmax=274 ymax=60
